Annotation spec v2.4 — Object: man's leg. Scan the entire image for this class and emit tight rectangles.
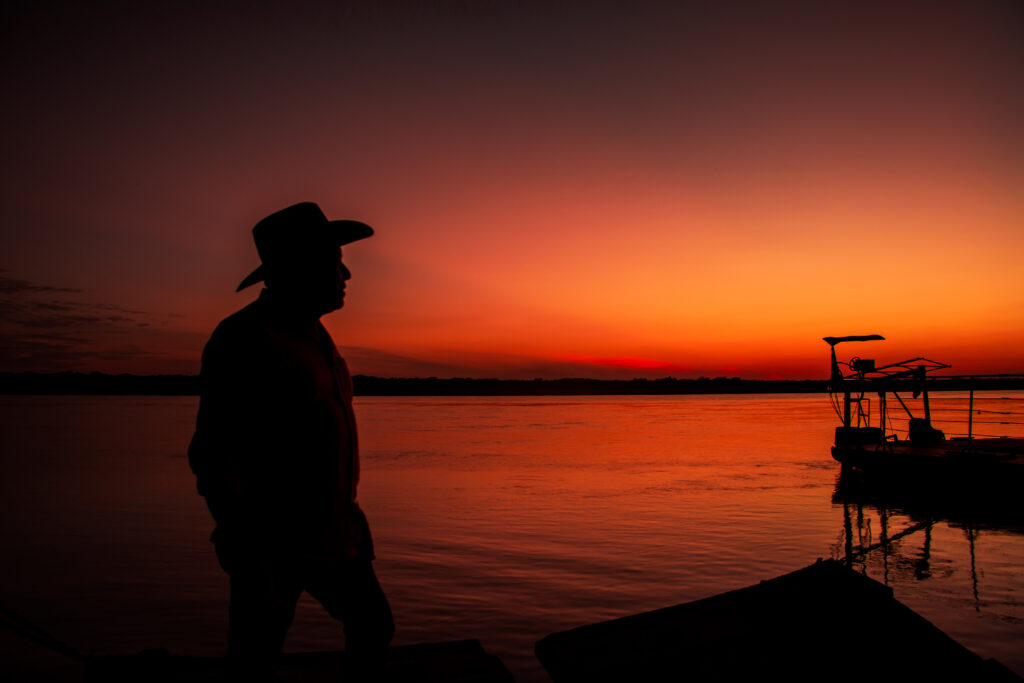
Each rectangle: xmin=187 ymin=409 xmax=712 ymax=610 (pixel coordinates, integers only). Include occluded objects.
xmin=219 ymin=543 xmax=302 ymax=682
xmin=304 ymin=558 xmax=395 ymax=680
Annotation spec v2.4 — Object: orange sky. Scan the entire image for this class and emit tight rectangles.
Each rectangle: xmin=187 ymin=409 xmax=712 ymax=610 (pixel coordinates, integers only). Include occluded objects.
xmin=1 ymin=1 xmax=1021 ymax=379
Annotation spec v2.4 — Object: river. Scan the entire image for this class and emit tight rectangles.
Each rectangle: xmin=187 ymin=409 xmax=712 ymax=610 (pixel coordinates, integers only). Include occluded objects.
xmin=2 ymin=394 xmax=1021 ymax=680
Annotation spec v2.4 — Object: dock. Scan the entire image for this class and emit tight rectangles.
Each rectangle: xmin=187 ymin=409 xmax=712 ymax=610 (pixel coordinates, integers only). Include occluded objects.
xmin=535 ymin=559 xmax=1021 ymax=682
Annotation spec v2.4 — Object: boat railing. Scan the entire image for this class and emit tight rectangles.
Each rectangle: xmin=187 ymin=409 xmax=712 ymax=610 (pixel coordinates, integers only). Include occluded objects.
xmin=836 ymin=384 xmax=1024 ymax=446
xmin=884 ymin=395 xmax=1024 ymax=441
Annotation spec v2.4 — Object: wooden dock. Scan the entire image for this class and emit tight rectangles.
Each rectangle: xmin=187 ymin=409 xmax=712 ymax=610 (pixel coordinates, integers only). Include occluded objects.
xmin=535 ymin=559 xmax=1021 ymax=682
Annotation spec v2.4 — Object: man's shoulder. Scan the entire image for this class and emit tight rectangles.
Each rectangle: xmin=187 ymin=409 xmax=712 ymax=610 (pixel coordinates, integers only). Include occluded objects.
xmin=202 ymin=298 xmax=272 ymax=359
xmin=213 ymin=299 xmax=264 ymax=337
xmin=199 ymin=297 xmax=288 ymax=383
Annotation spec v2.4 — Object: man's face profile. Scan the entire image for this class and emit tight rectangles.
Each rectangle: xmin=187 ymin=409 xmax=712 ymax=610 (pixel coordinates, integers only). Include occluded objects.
xmin=329 ymin=247 xmax=351 ymax=312
xmin=308 ymin=245 xmax=350 ymax=315
xmin=270 ymin=245 xmax=351 ymax=317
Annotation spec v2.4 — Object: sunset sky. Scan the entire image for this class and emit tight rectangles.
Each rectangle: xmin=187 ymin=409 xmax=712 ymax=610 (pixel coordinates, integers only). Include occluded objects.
xmin=1 ymin=0 xmax=1021 ymax=379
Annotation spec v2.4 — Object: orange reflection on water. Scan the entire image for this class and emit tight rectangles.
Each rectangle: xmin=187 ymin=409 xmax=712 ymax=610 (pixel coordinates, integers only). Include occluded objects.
xmin=1 ymin=394 xmax=1022 ymax=681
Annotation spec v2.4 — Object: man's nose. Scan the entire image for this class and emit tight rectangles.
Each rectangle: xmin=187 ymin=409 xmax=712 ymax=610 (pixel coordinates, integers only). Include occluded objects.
xmin=340 ymin=263 xmax=352 ymax=281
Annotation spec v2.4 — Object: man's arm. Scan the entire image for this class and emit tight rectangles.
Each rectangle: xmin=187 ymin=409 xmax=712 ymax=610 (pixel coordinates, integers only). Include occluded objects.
xmin=189 ymin=318 xmax=288 ymax=533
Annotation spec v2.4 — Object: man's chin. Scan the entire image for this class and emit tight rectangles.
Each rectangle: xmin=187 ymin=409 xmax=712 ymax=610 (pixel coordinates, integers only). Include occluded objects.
xmin=312 ymin=298 xmax=344 ymax=317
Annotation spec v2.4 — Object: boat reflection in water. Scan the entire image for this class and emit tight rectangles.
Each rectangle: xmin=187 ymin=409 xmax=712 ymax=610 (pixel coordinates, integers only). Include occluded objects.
xmin=833 ymin=464 xmax=1024 ymax=597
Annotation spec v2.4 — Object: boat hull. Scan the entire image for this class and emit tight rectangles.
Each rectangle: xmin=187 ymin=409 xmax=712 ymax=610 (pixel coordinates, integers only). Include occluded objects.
xmin=831 ymin=438 xmax=1024 ymax=492
xmin=535 ymin=560 xmax=1021 ymax=682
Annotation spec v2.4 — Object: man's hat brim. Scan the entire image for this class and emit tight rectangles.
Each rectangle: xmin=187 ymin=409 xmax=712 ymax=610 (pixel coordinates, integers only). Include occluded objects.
xmin=236 ymin=265 xmax=269 ymax=292
xmin=236 ymin=219 xmax=374 ymax=292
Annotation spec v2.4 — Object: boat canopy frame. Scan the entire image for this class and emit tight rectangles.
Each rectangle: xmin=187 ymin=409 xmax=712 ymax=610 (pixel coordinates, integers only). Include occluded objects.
xmin=824 ymin=335 xmax=955 ymax=447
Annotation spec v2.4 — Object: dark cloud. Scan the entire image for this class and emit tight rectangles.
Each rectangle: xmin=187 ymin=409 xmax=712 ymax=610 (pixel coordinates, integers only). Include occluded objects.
xmin=0 ymin=270 xmax=82 ymax=295
xmin=0 ymin=297 xmax=150 ymax=330
xmin=0 ymin=271 xmax=187 ymax=371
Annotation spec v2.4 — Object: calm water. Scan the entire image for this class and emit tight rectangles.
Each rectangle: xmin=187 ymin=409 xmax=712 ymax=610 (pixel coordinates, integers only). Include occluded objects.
xmin=1 ymin=394 xmax=1022 ymax=681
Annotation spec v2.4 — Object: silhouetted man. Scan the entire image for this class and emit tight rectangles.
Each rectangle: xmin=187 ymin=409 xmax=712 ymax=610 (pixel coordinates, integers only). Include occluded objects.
xmin=189 ymin=202 xmax=393 ymax=681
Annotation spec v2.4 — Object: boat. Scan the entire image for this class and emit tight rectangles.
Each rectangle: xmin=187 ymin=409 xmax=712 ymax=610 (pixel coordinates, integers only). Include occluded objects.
xmin=535 ymin=559 xmax=1022 ymax=682
xmin=824 ymin=335 xmax=1024 ymax=489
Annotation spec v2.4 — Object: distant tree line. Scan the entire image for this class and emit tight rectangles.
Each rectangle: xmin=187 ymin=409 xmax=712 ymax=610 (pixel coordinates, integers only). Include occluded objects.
xmin=2 ymin=372 xmax=1021 ymax=396
xmin=351 ymin=376 xmax=829 ymax=395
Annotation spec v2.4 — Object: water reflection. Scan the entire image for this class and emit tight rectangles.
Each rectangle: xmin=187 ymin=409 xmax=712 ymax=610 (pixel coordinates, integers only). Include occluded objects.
xmin=2 ymin=395 xmax=1022 ymax=681
xmin=832 ymin=465 xmax=1024 ymax=623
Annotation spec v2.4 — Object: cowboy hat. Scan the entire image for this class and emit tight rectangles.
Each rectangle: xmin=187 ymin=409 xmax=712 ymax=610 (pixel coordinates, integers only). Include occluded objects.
xmin=236 ymin=202 xmax=374 ymax=292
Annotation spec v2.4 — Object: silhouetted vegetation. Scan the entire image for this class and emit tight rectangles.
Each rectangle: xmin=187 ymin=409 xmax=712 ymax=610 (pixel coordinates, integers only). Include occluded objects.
xmin=351 ymin=376 xmax=830 ymax=395
xmin=4 ymin=372 xmax=1023 ymax=396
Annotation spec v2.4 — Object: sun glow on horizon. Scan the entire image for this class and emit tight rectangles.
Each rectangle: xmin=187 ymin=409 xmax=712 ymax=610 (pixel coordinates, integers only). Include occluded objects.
xmin=1 ymin=2 xmax=1021 ymax=378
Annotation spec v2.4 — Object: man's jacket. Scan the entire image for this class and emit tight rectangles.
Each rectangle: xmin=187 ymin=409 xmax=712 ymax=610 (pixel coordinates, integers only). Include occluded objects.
xmin=189 ymin=289 xmax=370 ymax=563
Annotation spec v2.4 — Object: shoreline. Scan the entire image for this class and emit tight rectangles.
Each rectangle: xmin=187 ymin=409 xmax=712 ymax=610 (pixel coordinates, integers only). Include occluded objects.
xmin=2 ymin=372 xmax=1023 ymax=396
